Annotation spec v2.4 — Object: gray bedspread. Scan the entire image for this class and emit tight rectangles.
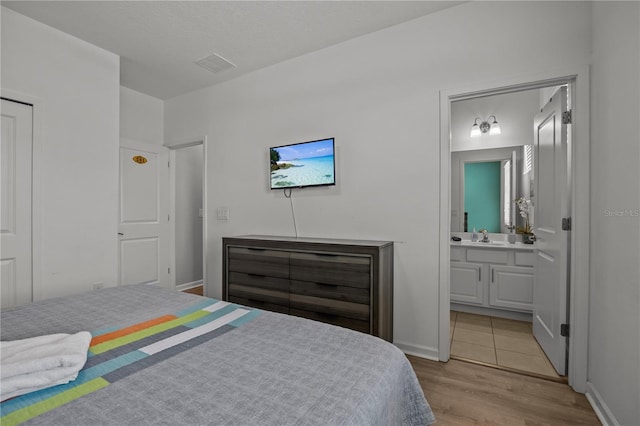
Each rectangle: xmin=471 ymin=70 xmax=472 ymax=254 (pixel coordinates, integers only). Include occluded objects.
xmin=0 ymin=285 xmax=435 ymax=425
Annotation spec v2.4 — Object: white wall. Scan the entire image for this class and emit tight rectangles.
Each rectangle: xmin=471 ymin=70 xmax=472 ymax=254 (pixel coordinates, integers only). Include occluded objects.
xmin=165 ymin=1 xmax=592 ymax=358
xmin=120 ymin=86 xmax=164 ymax=144
xmin=1 ymin=7 xmax=120 ymax=299
xmin=588 ymin=2 xmax=640 ymax=425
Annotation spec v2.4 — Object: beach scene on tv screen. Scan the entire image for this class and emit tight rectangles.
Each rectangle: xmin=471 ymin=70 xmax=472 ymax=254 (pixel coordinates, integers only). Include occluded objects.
xmin=270 ymin=139 xmax=335 ymax=188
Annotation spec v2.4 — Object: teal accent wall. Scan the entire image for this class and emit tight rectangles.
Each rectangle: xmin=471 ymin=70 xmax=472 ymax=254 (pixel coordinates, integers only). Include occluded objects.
xmin=464 ymin=161 xmax=501 ymax=233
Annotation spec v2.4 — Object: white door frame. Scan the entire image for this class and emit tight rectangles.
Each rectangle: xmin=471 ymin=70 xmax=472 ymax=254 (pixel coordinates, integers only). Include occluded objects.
xmin=165 ymin=136 xmax=208 ymax=295
xmin=438 ymin=66 xmax=590 ymax=392
xmin=1 ymin=89 xmax=43 ymax=302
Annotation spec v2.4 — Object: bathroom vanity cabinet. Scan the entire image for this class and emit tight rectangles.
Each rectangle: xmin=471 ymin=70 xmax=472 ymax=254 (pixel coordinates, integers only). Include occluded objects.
xmin=450 ymin=244 xmax=535 ymax=315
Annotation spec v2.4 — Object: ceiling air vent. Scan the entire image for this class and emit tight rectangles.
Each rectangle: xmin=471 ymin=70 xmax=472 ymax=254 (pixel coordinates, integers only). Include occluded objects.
xmin=194 ymin=53 xmax=236 ymax=74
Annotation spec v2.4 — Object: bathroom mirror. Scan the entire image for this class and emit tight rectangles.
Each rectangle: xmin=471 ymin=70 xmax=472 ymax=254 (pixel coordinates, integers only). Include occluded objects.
xmin=451 ymin=147 xmax=528 ymax=233
xmin=450 ymin=89 xmax=541 ymax=234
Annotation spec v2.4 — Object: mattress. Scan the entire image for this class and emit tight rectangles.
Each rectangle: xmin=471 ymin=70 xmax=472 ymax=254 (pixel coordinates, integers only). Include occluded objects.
xmin=0 ymin=284 xmax=435 ymax=425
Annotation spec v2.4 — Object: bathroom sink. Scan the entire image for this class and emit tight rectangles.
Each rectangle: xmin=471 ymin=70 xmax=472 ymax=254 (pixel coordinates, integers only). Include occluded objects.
xmin=468 ymin=240 xmax=506 ymax=246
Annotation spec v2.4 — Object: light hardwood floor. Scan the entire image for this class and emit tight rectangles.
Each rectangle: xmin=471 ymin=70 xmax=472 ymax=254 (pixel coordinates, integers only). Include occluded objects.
xmin=181 ymin=285 xmax=204 ymax=296
xmin=408 ymin=355 xmax=600 ymax=425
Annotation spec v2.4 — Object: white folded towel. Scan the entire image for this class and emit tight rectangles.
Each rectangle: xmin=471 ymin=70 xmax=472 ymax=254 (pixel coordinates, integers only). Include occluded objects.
xmin=0 ymin=331 xmax=92 ymax=401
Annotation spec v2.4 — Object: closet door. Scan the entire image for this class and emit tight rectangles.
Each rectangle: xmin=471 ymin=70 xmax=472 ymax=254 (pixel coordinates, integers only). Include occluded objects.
xmin=1 ymin=99 xmax=33 ymax=308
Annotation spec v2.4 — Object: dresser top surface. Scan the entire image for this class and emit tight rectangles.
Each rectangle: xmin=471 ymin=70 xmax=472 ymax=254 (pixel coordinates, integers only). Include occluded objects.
xmin=226 ymin=235 xmax=393 ymax=248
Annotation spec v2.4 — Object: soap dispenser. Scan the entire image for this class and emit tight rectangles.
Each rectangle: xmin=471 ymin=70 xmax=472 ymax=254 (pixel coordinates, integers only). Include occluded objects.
xmin=471 ymin=227 xmax=478 ymax=242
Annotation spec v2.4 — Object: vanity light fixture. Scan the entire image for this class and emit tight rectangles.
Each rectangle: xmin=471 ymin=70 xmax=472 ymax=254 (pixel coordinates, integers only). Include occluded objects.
xmin=470 ymin=115 xmax=501 ymax=137
xmin=489 ymin=115 xmax=502 ymax=135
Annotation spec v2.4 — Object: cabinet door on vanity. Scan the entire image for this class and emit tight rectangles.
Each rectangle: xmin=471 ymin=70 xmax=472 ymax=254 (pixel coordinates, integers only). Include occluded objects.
xmin=450 ymin=262 xmax=484 ymax=305
xmin=489 ymin=265 xmax=534 ymax=312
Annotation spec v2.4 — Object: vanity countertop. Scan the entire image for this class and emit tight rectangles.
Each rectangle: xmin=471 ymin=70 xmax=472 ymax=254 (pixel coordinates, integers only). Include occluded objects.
xmin=450 ymin=240 xmax=536 ymax=251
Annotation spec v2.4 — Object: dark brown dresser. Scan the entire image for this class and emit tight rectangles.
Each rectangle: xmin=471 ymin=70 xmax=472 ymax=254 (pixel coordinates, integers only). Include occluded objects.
xmin=222 ymin=235 xmax=393 ymax=342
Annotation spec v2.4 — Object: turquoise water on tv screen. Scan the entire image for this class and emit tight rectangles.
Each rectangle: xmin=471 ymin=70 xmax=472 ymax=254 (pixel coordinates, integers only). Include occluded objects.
xmin=271 ymin=154 xmax=335 ymax=188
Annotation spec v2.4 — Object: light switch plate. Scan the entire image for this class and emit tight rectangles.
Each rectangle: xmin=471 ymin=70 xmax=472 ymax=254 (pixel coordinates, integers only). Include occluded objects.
xmin=216 ymin=207 xmax=229 ymax=221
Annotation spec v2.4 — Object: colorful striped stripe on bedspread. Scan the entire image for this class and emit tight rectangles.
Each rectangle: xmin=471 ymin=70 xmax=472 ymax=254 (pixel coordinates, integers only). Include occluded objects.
xmin=0 ymin=299 xmax=261 ymax=426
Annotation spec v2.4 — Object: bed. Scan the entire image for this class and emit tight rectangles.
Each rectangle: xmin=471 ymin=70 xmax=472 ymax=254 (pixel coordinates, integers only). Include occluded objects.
xmin=1 ymin=284 xmax=435 ymax=425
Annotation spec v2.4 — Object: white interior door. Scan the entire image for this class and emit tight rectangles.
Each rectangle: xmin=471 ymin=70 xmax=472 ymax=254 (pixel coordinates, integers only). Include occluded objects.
xmin=119 ymin=139 xmax=170 ymax=289
xmin=532 ymin=86 xmax=569 ymax=375
xmin=1 ymin=99 xmax=33 ymax=308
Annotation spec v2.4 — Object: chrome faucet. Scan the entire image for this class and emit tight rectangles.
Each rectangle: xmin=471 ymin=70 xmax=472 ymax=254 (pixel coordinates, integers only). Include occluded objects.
xmin=481 ymin=229 xmax=490 ymax=243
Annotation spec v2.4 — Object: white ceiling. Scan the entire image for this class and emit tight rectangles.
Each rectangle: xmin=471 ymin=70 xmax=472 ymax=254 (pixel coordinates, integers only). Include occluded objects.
xmin=3 ymin=1 xmax=463 ymax=100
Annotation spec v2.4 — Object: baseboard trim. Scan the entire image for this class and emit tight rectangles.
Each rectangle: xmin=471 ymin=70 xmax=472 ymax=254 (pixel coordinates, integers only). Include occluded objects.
xmin=394 ymin=340 xmax=440 ymax=361
xmin=176 ymin=280 xmax=203 ymax=292
xmin=586 ymin=382 xmax=619 ymax=426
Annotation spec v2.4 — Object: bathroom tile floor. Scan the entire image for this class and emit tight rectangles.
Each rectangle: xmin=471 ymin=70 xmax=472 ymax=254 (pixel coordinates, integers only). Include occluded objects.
xmin=450 ymin=311 xmax=563 ymax=381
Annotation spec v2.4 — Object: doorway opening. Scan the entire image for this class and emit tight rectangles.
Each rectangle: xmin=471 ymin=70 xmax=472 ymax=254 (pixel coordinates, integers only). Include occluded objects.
xmin=448 ymin=83 xmax=571 ymax=381
xmin=439 ymin=69 xmax=591 ymax=392
xmin=167 ymin=138 xmax=207 ymax=295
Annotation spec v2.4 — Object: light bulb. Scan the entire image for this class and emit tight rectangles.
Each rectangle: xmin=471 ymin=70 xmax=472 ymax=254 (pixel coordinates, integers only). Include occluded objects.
xmin=489 ymin=119 xmax=501 ymax=135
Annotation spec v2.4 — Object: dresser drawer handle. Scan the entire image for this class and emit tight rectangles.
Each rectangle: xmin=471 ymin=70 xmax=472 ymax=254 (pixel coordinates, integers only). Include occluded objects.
xmin=315 ymin=311 xmax=338 ymax=319
xmin=315 ymin=281 xmax=338 ymax=287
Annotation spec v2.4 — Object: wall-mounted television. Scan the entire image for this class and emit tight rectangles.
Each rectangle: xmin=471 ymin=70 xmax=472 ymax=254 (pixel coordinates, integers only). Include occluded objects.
xmin=270 ymin=138 xmax=335 ymax=190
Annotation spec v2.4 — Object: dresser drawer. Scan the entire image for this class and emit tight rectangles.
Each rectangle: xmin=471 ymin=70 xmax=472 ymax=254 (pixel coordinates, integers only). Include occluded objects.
xmin=227 ymin=247 xmax=289 ymax=278
xmin=228 ymin=271 xmax=289 ymax=292
xmin=229 ymin=296 xmax=289 ymax=315
xmin=228 ymin=282 xmax=289 ymax=306
xmin=290 ymin=252 xmax=370 ymax=288
xmin=290 ymin=308 xmax=370 ymax=334
xmin=289 ymin=293 xmax=369 ymax=321
xmin=290 ymin=279 xmax=370 ymax=304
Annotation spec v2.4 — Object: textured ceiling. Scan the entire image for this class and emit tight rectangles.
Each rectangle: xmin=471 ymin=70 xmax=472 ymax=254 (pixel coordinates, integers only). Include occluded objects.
xmin=3 ymin=1 xmax=463 ymax=100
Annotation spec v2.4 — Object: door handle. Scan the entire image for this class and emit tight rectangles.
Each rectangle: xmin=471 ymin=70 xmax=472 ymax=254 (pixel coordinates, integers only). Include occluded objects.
xmin=118 ymin=232 xmax=124 ymax=236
